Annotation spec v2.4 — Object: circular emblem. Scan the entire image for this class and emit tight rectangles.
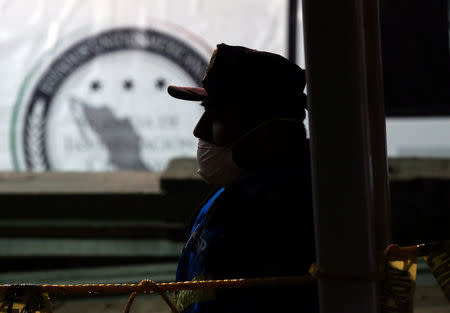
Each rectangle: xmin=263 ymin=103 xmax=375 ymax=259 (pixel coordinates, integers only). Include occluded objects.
xmin=12 ymin=28 xmax=209 ymax=171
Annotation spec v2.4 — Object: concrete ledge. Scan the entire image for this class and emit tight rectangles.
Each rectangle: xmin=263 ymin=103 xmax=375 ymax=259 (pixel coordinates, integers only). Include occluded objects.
xmin=389 ymin=157 xmax=450 ymax=180
xmin=0 ymin=158 xmax=205 ymax=194
xmin=0 ymin=171 xmax=161 ymax=194
xmin=0 ymin=238 xmax=183 ymax=257
xmin=1 ymin=157 xmax=450 ymax=194
xmin=0 ymin=263 xmax=177 ymax=284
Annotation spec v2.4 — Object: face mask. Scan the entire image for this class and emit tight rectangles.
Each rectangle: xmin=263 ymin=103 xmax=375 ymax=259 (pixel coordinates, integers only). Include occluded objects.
xmin=196 ymin=139 xmax=244 ymax=187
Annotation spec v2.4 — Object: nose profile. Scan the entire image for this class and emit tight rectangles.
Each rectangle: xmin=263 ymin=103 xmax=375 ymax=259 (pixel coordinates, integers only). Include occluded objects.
xmin=193 ymin=112 xmax=212 ymax=142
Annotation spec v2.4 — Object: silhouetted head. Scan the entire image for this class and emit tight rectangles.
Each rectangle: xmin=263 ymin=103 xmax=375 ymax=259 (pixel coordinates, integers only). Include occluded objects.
xmin=168 ymin=43 xmax=308 ymax=181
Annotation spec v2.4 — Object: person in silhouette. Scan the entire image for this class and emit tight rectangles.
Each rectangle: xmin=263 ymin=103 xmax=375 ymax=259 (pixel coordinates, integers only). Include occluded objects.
xmin=167 ymin=43 xmax=318 ymax=313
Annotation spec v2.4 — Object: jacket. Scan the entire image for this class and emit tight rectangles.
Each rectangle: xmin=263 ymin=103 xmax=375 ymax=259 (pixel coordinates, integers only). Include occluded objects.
xmin=174 ymin=161 xmax=319 ymax=313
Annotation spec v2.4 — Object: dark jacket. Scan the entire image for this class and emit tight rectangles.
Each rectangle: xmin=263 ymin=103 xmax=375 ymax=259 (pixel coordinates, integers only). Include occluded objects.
xmin=174 ymin=146 xmax=319 ymax=313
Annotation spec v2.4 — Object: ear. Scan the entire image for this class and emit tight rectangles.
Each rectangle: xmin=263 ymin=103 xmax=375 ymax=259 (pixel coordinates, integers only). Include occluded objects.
xmin=232 ymin=120 xmax=308 ymax=169
xmin=231 ymin=121 xmax=274 ymax=169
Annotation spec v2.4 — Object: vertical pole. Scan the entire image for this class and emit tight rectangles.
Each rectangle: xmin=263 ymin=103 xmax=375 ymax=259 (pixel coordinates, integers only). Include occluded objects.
xmin=288 ymin=0 xmax=298 ymax=63
xmin=301 ymin=0 xmax=389 ymax=312
xmin=363 ymin=0 xmax=391 ymax=250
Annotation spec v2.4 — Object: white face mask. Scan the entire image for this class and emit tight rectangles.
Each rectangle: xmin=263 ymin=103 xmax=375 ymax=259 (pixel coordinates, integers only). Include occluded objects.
xmin=196 ymin=139 xmax=244 ymax=187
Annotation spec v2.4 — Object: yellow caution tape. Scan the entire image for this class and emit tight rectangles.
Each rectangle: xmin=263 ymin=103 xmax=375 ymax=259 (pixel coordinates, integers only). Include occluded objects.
xmin=0 ymin=286 xmax=51 ymax=313
xmin=424 ymin=240 xmax=450 ymax=301
xmin=381 ymin=256 xmax=417 ymax=313
xmin=0 ymin=242 xmax=446 ymax=313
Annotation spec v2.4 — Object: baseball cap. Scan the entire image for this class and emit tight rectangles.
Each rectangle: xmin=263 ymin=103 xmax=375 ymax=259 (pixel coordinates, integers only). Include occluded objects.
xmin=168 ymin=43 xmax=306 ymax=119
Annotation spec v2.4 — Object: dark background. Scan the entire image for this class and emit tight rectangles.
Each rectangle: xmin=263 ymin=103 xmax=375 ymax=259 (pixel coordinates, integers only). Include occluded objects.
xmin=380 ymin=0 xmax=450 ymax=116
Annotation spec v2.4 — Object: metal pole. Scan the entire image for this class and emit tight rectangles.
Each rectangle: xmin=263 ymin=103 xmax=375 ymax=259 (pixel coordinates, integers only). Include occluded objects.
xmin=288 ymin=0 xmax=298 ymax=63
xmin=363 ymin=0 xmax=391 ymax=250
xmin=301 ymin=0 xmax=389 ymax=312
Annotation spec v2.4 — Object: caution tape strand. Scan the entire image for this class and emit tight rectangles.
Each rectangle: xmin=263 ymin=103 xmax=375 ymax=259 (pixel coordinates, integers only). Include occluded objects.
xmin=0 ymin=276 xmax=315 ymax=295
xmin=0 ymin=243 xmax=433 ymax=296
xmin=0 ymin=242 xmax=445 ymax=313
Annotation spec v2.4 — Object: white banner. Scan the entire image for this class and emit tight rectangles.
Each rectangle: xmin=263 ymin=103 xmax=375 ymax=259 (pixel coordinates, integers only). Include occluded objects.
xmin=1 ymin=0 xmax=289 ymax=172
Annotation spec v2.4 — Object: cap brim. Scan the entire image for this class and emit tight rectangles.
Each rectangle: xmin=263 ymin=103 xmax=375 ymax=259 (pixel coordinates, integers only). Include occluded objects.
xmin=167 ymin=85 xmax=208 ymax=101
